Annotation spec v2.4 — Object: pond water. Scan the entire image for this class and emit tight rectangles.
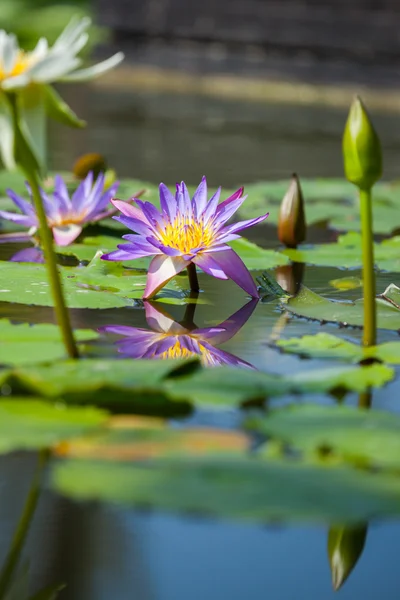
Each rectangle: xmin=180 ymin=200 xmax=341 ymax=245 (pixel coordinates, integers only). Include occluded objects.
xmin=1 ymin=79 xmax=400 ymax=598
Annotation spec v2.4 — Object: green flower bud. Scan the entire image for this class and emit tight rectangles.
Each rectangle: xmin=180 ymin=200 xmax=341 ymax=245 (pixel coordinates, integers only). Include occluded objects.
xmin=343 ymin=96 xmax=382 ymax=190
xmin=278 ymin=173 xmax=306 ymax=248
xmin=327 ymin=525 xmax=367 ymax=591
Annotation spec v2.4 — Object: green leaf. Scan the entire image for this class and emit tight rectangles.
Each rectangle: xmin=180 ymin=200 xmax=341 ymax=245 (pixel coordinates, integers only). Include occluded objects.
xmin=0 ymin=399 xmax=107 ymax=455
xmin=280 ymin=232 xmax=400 ymax=272
xmin=283 ymin=285 xmax=400 ymax=331
xmin=238 ymin=179 xmax=400 ymax=234
xmin=0 ymin=319 xmax=98 ymax=366
xmin=51 ymin=453 xmax=400 ymax=524
xmin=327 ymin=526 xmax=367 ymax=591
xmin=229 ymin=237 xmax=289 ymax=270
xmin=246 ymin=404 xmax=400 ymax=470
xmin=0 ymin=254 xmax=184 ymax=308
xmin=275 ymin=332 xmax=400 ymax=365
xmin=43 ymin=85 xmax=86 ymax=129
xmin=165 ymin=362 xmax=394 ymax=405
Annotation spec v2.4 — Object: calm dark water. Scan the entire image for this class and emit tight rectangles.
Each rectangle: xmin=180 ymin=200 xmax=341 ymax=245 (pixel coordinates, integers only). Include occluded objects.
xmin=1 ymin=79 xmax=400 ymax=599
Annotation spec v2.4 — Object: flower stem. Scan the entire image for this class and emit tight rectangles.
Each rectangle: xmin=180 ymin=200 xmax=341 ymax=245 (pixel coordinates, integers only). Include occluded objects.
xmin=359 ymin=188 xmax=376 ymax=346
xmin=0 ymin=450 xmax=48 ymax=598
xmin=26 ymin=169 xmax=79 ymax=358
xmin=8 ymin=94 xmax=78 ymax=358
xmin=187 ymin=263 xmax=200 ymax=293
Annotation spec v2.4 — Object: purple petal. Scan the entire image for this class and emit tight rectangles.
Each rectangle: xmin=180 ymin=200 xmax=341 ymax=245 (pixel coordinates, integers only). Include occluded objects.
xmin=111 ymin=199 xmax=149 ymax=222
xmin=71 ymin=171 xmax=95 ymax=210
xmin=215 ymin=187 xmax=244 ymax=217
xmin=101 ymin=240 xmax=157 ymax=261
xmin=200 ymin=341 xmax=255 ymax=369
xmin=99 ymin=325 xmax=146 ymax=336
xmin=144 ymin=301 xmax=188 ymax=334
xmin=146 ymin=335 xmax=179 ymax=357
xmin=0 ymin=231 xmax=33 ymax=243
xmin=191 ymin=176 xmax=208 ymax=217
xmin=213 ymin=193 xmax=248 ymax=228
xmin=195 ymin=299 xmax=258 ymax=345
xmin=217 ymin=213 xmax=270 ymax=240
xmin=159 ymin=183 xmax=177 ymax=220
xmin=146 ymin=236 xmax=182 ymax=256
xmin=202 ymin=187 xmax=221 ymax=223
xmin=10 ymin=247 xmax=45 ymax=263
xmin=208 ymin=248 xmax=259 ymax=298
xmin=192 ymin=252 xmax=229 ymax=280
xmin=0 ymin=210 xmax=37 ymax=227
xmin=6 ymin=189 xmax=36 ymax=216
xmin=135 ymin=200 xmax=164 ymax=227
xmin=144 ymin=254 xmax=190 ymax=298
xmin=113 ymin=214 xmax=155 ymax=237
xmin=84 ymin=181 xmax=119 ymax=221
xmin=176 ymin=181 xmax=191 ymax=218
xmin=52 ymin=224 xmax=82 ymax=246
xmin=53 ymin=175 xmax=72 ymax=215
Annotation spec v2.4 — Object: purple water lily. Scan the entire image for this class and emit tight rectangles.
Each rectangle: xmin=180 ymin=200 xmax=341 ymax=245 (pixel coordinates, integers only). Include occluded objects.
xmin=99 ymin=299 xmax=257 ymax=368
xmin=101 ymin=177 xmax=269 ymax=299
xmin=0 ymin=172 xmax=119 ymax=246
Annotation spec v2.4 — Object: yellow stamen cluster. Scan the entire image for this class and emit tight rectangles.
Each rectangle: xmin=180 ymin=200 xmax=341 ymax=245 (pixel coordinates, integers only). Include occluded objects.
xmin=158 ymin=214 xmax=215 ymax=253
xmin=159 ymin=337 xmax=213 ymax=366
xmin=0 ymin=51 xmax=32 ymax=82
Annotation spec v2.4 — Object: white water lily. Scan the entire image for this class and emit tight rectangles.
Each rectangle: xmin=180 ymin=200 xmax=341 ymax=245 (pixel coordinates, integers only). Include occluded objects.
xmin=0 ymin=16 xmax=124 ymax=170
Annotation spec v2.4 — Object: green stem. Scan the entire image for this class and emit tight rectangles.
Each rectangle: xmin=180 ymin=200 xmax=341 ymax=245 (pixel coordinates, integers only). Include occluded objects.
xmin=187 ymin=263 xmax=200 ymax=293
xmin=359 ymin=188 xmax=376 ymax=346
xmin=0 ymin=450 xmax=48 ymax=599
xmin=9 ymin=94 xmax=78 ymax=358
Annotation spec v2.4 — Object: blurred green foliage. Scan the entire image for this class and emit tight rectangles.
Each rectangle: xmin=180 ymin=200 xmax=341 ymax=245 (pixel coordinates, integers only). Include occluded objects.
xmin=0 ymin=0 xmax=104 ymax=51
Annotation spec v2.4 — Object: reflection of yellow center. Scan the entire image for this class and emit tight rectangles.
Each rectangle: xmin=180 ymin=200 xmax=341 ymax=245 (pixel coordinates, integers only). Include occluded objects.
xmin=158 ymin=215 xmax=215 ymax=253
xmin=0 ymin=51 xmax=32 ymax=82
xmin=159 ymin=338 xmax=213 ymax=366
xmin=48 ymin=210 xmax=88 ymax=228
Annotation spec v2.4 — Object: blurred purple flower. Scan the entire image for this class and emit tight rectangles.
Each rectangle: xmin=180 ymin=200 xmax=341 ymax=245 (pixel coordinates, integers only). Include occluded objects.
xmin=0 ymin=172 xmax=118 ymax=246
xmin=99 ymin=299 xmax=257 ymax=368
xmin=101 ymin=177 xmax=268 ymax=298
xmin=10 ymin=247 xmax=45 ymax=263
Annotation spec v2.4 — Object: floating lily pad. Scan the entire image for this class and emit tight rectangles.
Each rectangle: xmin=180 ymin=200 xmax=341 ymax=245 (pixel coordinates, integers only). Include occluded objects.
xmin=0 ymin=319 xmax=98 ymax=366
xmin=284 ymin=285 xmax=400 ymax=331
xmin=0 ymin=252 xmax=185 ymax=309
xmin=0 ymin=359 xmax=393 ymax=412
xmin=51 ymin=453 xmax=400 ymax=524
xmin=246 ymin=404 xmax=400 ymax=470
xmin=0 ymin=399 xmax=107 ymax=455
xmin=281 ymin=232 xmax=400 ymax=272
xmin=238 ymin=180 xmax=400 ymax=234
xmin=164 ymin=362 xmax=393 ymax=405
xmin=275 ymin=332 xmax=400 ymax=365
xmin=329 ymin=276 xmax=363 ymax=291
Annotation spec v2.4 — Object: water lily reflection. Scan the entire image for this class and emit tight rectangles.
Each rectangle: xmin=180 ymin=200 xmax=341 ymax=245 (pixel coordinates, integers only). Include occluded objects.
xmin=100 ymin=299 xmax=257 ymax=368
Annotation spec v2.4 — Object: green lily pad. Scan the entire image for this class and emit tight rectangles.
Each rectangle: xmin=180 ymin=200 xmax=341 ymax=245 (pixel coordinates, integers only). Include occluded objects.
xmin=165 ymin=362 xmax=393 ymax=405
xmin=0 ymin=399 xmax=107 ymax=455
xmin=284 ymin=285 xmax=400 ymax=331
xmin=51 ymin=453 xmax=400 ymax=524
xmin=0 ymin=319 xmax=98 ymax=366
xmin=238 ymin=179 xmax=400 ymax=234
xmin=0 ymin=359 xmax=393 ymax=412
xmin=246 ymin=404 xmax=400 ymax=470
xmin=0 ymin=252 xmax=185 ymax=309
xmin=281 ymin=232 xmax=400 ymax=272
xmin=275 ymin=332 xmax=400 ymax=365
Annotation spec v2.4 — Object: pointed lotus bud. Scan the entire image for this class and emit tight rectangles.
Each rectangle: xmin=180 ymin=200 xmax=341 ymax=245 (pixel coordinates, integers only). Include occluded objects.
xmin=278 ymin=173 xmax=306 ymax=248
xmin=73 ymin=153 xmax=107 ymax=179
xmin=327 ymin=525 xmax=367 ymax=591
xmin=275 ymin=262 xmax=304 ymax=296
xmin=343 ymin=96 xmax=382 ymax=190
